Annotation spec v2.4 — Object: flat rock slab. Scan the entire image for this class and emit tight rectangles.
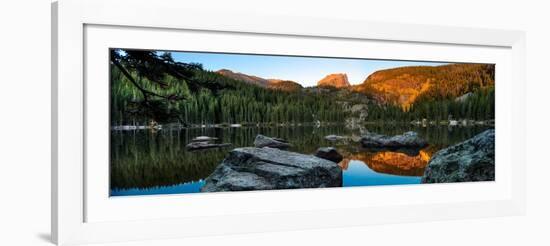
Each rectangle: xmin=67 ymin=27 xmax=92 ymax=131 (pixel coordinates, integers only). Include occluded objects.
xmin=253 ymin=134 xmax=291 ymax=149
xmin=360 ymin=131 xmax=428 ymax=148
xmin=201 ymin=147 xmax=342 ymax=192
xmin=191 ymin=136 xmax=218 ymax=142
xmin=422 ymin=129 xmax=495 ymax=183
xmin=186 ymin=142 xmax=231 ymax=151
xmin=324 ymin=135 xmax=347 ymax=141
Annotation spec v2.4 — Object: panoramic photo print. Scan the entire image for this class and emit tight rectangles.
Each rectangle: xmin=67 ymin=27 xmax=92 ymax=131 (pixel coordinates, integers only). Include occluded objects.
xmin=109 ymin=48 xmax=495 ymax=196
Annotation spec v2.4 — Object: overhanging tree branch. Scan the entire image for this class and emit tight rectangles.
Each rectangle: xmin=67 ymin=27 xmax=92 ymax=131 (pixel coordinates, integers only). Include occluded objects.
xmin=111 ymin=59 xmax=185 ymax=102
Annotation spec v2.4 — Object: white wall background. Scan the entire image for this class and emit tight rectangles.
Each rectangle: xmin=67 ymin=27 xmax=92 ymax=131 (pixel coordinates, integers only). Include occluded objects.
xmin=0 ymin=0 xmax=548 ymax=245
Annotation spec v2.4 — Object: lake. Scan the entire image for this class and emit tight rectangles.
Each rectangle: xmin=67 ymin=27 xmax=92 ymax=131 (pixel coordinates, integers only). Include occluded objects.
xmin=110 ymin=124 xmax=492 ymax=196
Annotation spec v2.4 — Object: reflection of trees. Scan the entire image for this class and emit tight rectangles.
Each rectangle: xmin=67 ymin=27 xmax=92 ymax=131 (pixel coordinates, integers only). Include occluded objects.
xmin=110 ymin=130 xmax=228 ymax=189
xmin=111 ymin=125 xmax=493 ymax=190
xmin=110 ymin=125 xmax=354 ymax=190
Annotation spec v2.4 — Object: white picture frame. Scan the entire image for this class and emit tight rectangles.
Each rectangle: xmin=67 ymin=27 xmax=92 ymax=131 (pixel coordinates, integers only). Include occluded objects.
xmin=52 ymin=0 xmax=526 ymax=245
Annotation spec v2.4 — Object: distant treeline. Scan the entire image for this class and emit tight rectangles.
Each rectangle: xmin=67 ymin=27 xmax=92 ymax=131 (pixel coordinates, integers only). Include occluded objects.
xmin=365 ymin=87 xmax=495 ymax=122
xmin=111 ymin=64 xmax=348 ymax=125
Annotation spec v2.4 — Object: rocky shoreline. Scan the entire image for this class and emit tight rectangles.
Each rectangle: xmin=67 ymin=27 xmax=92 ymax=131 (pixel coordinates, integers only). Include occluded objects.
xmin=360 ymin=131 xmax=428 ymax=149
xmin=422 ymin=129 xmax=495 ymax=183
xmin=197 ymin=129 xmax=495 ymax=192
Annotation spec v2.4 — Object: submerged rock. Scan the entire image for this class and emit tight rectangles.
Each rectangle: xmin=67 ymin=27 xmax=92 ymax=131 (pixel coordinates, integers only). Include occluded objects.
xmin=186 ymin=142 xmax=231 ymax=151
xmin=360 ymin=131 xmax=428 ymax=149
xmin=201 ymin=147 xmax=342 ymax=192
xmin=191 ymin=136 xmax=218 ymax=142
xmin=253 ymin=134 xmax=291 ymax=149
xmin=324 ymin=135 xmax=347 ymax=141
xmin=421 ymin=129 xmax=495 ymax=183
xmin=315 ymin=147 xmax=344 ymax=163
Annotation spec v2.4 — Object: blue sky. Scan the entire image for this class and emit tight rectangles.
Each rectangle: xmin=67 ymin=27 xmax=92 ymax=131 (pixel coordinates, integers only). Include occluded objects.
xmin=167 ymin=51 xmax=448 ymax=87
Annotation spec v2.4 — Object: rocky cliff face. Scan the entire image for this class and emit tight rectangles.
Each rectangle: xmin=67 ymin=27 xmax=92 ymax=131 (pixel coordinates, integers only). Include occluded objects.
xmin=317 ymin=73 xmax=351 ymax=89
xmin=352 ymin=64 xmax=495 ymax=108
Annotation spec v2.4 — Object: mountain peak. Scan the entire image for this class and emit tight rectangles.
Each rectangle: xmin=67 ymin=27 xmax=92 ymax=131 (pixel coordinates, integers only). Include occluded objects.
xmin=353 ymin=64 xmax=495 ymax=108
xmin=216 ymin=69 xmax=269 ymax=87
xmin=317 ymin=73 xmax=350 ymax=89
xmin=267 ymin=79 xmax=303 ymax=92
xmin=216 ymin=69 xmax=303 ymax=92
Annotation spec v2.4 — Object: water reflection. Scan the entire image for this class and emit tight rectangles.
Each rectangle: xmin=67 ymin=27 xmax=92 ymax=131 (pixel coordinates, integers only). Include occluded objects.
xmin=110 ymin=125 xmax=492 ymax=196
xmin=342 ymin=160 xmax=423 ymax=187
xmin=339 ymin=147 xmax=435 ymax=177
xmin=111 ymin=180 xmax=205 ymax=196
xmin=110 ymin=125 xmax=351 ymax=195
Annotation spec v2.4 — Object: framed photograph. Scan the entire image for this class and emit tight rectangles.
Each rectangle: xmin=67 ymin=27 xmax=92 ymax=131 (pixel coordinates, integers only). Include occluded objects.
xmin=52 ymin=0 xmax=526 ymax=245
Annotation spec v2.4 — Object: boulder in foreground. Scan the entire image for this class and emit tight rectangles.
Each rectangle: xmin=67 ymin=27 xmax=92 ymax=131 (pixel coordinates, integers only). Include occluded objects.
xmin=360 ymin=131 xmax=428 ymax=149
xmin=253 ymin=134 xmax=291 ymax=149
xmin=315 ymin=147 xmax=344 ymax=163
xmin=201 ymin=147 xmax=342 ymax=192
xmin=422 ymin=129 xmax=495 ymax=183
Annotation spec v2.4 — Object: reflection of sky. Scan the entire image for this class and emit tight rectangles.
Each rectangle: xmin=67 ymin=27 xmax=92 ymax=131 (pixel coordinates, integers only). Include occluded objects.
xmin=111 ymin=160 xmax=421 ymax=196
xmin=343 ymin=160 xmax=421 ymax=187
xmin=110 ymin=180 xmax=205 ymax=196
xmin=111 ymin=159 xmax=422 ymax=196
xmin=166 ymin=51 xmax=447 ymax=87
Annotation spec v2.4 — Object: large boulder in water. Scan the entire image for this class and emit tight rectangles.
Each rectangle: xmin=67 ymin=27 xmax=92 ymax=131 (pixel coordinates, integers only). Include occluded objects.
xmin=201 ymin=147 xmax=342 ymax=192
xmin=315 ymin=147 xmax=344 ymax=163
xmin=360 ymin=131 xmax=428 ymax=149
xmin=253 ymin=134 xmax=291 ymax=149
xmin=421 ymin=129 xmax=495 ymax=183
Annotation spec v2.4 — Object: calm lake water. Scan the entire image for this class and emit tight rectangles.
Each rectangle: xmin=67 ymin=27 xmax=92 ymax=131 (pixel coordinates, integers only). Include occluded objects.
xmin=110 ymin=124 xmax=492 ymax=196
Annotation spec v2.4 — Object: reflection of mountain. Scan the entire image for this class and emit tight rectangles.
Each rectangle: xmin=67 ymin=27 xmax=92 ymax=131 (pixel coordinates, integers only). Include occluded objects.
xmin=339 ymin=148 xmax=435 ymax=176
